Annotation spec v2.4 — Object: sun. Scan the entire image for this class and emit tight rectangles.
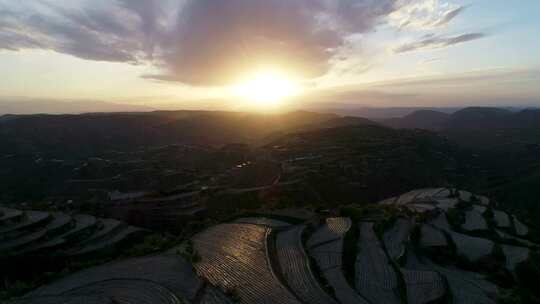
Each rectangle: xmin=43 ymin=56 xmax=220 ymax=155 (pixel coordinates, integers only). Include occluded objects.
xmin=233 ymin=70 xmax=300 ymax=109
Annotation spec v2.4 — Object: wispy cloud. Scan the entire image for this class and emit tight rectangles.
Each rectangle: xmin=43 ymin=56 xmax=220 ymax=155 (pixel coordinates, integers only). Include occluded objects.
xmin=394 ymin=33 xmax=486 ymax=53
xmin=390 ymin=0 xmax=466 ymax=29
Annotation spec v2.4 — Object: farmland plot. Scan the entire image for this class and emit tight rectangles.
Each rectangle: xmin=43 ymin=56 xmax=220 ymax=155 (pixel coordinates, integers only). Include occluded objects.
xmin=324 ymin=268 xmax=369 ymax=304
xmin=495 ymin=229 xmax=537 ymax=247
xmin=435 ymin=199 xmax=459 ymax=211
xmin=276 ymin=225 xmax=337 ymax=304
xmin=27 ymin=255 xmax=208 ymax=303
xmin=396 ymin=189 xmax=426 ymax=205
xmin=448 ymin=232 xmax=494 ymax=262
xmin=0 ymin=207 xmax=23 ymax=224
xmin=309 ymin=239 xmax=343 ymax=271
xmin=383 ymin=218 xmax=413 ymax=261
xmin=432 ymin=188 xmax=451 ymax=198
xmin=492 ymin=211 xmax=510 ymax=228
xmin=402 ymin=269 xmax=447 ymax=304
xmin=308 ymin=221 xmax=369 ymax=304
xmin=462 ymin=210 xmax=488 ymax=231
xmin=235 ymin=217 xmax=291 ymax=228
xmin=10 ymin=295 xmax=113 ymax=304
xmin=429 ymin=213 xmax=451 ymax=232
xmin=420 ymin=225 xmax=447 ymax=248
xmin=478 ymin=196 xmax=490 ymax=206
xmin=512 ymin=216 xmax=529 ymax=236
xmin=406 ymin=247 xmax=497 ymax=304
xmin=415 ymin=188 xmax=446 ymax=200
xmin=408 ymin=204 xmax=437 ymax=213
xmin=459 ymin=191 xmax=472 ymax=202
xmin=380 ymin=196 xmax=398 ymax=205
xmin=0 ymin=211 xmax=51 ymax=235
xmin=193 ymin=223 xmax=301 ymax=304
xmin=501 ymin=245 xmax=529 ymax=271
xmin=200 ymin=285 xmax=235 ymax=304
xmin=355 ymin=222 xmax=401 ymax=304
xmin=60 ymin=279 xmax=182 ymax=304
xmin=473 ymin=205 xmax=487 ymax=214
xmin=307 ymin=217 xmax=351 ymax=248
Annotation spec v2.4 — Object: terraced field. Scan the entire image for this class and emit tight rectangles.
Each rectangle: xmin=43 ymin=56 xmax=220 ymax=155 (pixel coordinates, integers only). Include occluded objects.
xmin=396 ymin=189 xmax=426 ymax=205
xmin=308 ymin=218 xmax=369 ymax=304
xmin=435 ymin=198 xmax=459 ymax=211
xmin=407 ymin=204 xmax=437 ymax=213
xmin=386 ymin=188 xmax=448 ymax=206
xmin=429 ymin=213 xmax=451 ymax=231
xmin=401 ymin=269 xmax=447 ymax=304
xmin=406 ymin=246 xmax=497 ymax=304
xmin=462 ymin=209 xmax=488 ymax=231
xmin=416 ymin=188 xmax=446 ymax=200
xmin=355 ymin=222 xmax=401 ymax=304
xmin=0 ymin=207 xmax=23 ymax=225
xmin=473 ymin=205 xmax=487 ymax=213
xmin=449 ymin=231 xmax=494 ymax=262
xmin=192 ymin=223 xmax=301 ymax=304
xmin=495 ymin=229 xmax=537 ymax=247
xmin=0 ymin=207 xmax=146 ymax=257
xmin=310 ymin=240 xmax=342 ymax=271
xmin=235 ymin=217 xmax=291 ymax=228
xmin=513 ymin=216 xmax=529 ymax=236
xmin=307 ymin=217 xmax=351 ymax=248
xmin=459 ymin=190 xmax=473 ymax=202
xmin=19 ymin=254 xmax=227 ymax=304
xmin=420 ymin=224 xmax=447 ymax=248
xmin=383 ymin=218 xmax=413 ymax=260
xmin=501 ymin=245 xmax=530 ymax=271
xmin=493 ymin=211 xmax=511 ymax=228
xmin=6 ymin=188 xmax=538 ymax=304
xmin=276 ymin=225 xmax=337 ymax=304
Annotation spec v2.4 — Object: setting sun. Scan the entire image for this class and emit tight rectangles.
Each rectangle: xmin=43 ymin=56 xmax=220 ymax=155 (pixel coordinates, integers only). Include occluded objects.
xmin=233 ymin=70 xmax=301 ymax=108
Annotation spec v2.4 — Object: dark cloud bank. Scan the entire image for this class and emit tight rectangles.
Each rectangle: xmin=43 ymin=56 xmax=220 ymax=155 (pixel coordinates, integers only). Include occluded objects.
xmin=0 ymin=0 xmax=479 ymax=86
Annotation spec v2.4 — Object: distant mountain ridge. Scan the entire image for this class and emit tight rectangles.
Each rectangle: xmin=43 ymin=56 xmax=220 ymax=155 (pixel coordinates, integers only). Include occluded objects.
xmin=382 ymin=110 xmax=451 ymax=131
xmin=0 ymin=99 xmax=154 ymax=115
xmin=0 ymin=110 xmax=376 ymax=158
xmin=380 ymin=107 xmax=540 ymax=148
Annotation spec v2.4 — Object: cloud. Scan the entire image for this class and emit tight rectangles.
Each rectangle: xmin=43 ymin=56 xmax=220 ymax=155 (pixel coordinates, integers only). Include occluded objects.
xmin=152 ymin=0 xmax=404 ymax=85
xmin=0 ymin=1 xmax=145 ymax=63
xmin=394 ymin=33 xmax=485 ymax=53
xmin=0 ymin=0 xmax=479 ymax=86
xmin=433 ymin=6 xmax=465 ymax=27
xmin=390 ymin=0 xmax=465 ymax=29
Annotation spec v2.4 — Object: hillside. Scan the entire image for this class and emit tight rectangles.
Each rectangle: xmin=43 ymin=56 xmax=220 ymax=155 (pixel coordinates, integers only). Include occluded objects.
xmin=266 ymin=125 xmax=466 ymax=204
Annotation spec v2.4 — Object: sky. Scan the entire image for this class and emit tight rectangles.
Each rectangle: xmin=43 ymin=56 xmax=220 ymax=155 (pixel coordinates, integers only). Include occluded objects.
xmin=1 ymin=0 xmax=539 ymax=112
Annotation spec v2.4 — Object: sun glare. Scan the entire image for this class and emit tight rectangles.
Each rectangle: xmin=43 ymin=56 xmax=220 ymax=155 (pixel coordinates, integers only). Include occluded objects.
xmin=233 ymin=70 xmax=300 ymax=109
